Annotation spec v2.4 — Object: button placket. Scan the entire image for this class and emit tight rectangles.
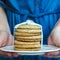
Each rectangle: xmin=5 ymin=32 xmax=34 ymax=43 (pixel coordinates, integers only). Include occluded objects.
xmin=35 ymin=2 xmax=39 ymax=6
xmin=34 ymin=0 xmax=39 ymax=15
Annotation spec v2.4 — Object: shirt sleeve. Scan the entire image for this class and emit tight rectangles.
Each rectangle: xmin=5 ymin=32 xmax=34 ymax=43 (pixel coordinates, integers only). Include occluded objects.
xmin=0 ymin=0 xmax=13 ymax=9
xmin=0 ymin=0 xmax=19 ymax=13
xmin=0 ymin=0 xmax=6 ymax=8
xmin=57 ymin=1 xmax=60 ymax=12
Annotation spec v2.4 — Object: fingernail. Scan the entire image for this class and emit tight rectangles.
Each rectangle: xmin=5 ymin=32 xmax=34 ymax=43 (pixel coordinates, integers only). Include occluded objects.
xmin=6 ymin=53 xmax=12 ymax=57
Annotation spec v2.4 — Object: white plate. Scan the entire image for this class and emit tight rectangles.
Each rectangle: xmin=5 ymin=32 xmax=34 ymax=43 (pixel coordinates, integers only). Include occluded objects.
xmin=0 ymin=45 xmax=60 ymax=55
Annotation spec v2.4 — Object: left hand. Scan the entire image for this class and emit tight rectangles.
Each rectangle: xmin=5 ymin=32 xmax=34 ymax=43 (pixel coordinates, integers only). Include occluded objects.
xmin=0 ymin=33 xmax=19 ymax=57
xmin=43 ymin=23 xmax=60 ymax=58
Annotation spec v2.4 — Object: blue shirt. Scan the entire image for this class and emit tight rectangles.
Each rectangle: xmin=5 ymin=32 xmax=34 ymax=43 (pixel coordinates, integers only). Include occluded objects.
xmin=0 ymin=0 xmax=60 ymax=60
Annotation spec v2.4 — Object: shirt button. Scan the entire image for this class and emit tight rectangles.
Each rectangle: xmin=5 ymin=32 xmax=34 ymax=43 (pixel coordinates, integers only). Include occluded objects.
xmin=40 ymin=6 xmax=44 ymax=10
xmin=35 ymin=2 xmax=38 ymax=6
xmin=40 ymin=8 xmax=44 ymax=10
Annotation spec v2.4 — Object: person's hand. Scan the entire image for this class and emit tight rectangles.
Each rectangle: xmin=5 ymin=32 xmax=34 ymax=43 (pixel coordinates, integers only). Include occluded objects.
xmin=43 ymin=25 xmax=60 ymax=58
xmin=0 ymin=31 xmax=19 ymax=57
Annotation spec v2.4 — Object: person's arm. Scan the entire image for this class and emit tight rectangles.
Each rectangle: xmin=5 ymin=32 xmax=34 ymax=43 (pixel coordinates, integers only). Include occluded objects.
xmin=43 ymin=18 xmax=60 ymax=58
xmin=0 ymin=7 xmax=18 ymax=57
xmin=0 ymin=7 xmax=10 ymax=33
xmin=48 ymin=18 xmax=60 ymax=47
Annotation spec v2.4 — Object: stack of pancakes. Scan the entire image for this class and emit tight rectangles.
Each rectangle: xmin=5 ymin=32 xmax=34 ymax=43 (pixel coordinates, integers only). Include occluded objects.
xmin=14 ymin=24 xmax=42 ymax=51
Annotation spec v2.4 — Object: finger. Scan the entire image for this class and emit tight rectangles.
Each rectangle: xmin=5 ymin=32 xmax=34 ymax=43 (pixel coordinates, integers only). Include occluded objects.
xmin=45 ymin=51 xmax=60 ymax=56
xmin=48 ymin=36 xmax=54 ymax=45
xmin=7 ymin=35 xmax=14 ymax=46
xmin=0 ymin=31 xmax=9 ymax=47
xmin=53 ymin=38 xmax=60 ymax=47
xmin=42 ymin=54 xmax=57 ymax=58
xmin=42 ymin=51 xmax=60 ymax=58
xmin=6 ymin=52 xmax=13 ymax=57
xmin=1 ymin=42 xmax=7 ymax=47
xmin=0 ymin=36 xmax=8 ymax=47
xmin=0 ymin=50 xmax=4 ymax=55
xmin=12 ymin=53 xmax=19 ymax=57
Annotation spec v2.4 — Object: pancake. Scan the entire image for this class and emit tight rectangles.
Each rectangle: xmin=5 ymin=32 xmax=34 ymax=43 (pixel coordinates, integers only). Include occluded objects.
xmin=17 ymin=24 xmax=41 ymax=29
xmin=14 ymin=48 xmax=40 ymax=51
xmin=16 ymin=35 xmax=41 ymax=39
xmin=14 ymin=40 xmax=40 ymax=45
xmin=14 ymin=32 xmax=41 ymax=36
xmin=15 ymin=38 xmax=41 ymax=42
xmin=15 ymin=29 xmax=42 ymax=33
xmin=15 ymin=45 xmax=40 ymax=48
xmin=17 ymin=28 xmax=41 ymax=30
xmin=14 ymin=22 xmax=42 ymax=51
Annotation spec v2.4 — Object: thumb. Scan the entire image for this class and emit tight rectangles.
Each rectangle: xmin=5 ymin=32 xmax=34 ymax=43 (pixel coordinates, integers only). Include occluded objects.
xmin=7 ymin=34 xmax=14 ymax=46
xmin=48 ymin=36 xmax=54 ymax=45
xmin=0 ymin=34 xmax=8 ymax=47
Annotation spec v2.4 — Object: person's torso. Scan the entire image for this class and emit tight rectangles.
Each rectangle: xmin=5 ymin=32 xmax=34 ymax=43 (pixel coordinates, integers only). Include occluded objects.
xmin=0 ymin=0 xmax=60 ymax=44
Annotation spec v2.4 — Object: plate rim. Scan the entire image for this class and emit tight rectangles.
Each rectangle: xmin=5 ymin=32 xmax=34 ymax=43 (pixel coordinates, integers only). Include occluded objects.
xmin=0 ymin=45 xmax=60 ymax=53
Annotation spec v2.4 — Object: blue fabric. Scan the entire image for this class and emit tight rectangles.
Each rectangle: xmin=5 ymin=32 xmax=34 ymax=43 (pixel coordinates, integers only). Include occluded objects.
xmin=0 ymin=0 xmax=60 ymax=60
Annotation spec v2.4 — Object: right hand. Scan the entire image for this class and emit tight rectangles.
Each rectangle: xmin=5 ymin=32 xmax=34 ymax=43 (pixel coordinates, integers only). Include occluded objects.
xmin=0 ymin=31 xmax=19 ymax=57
